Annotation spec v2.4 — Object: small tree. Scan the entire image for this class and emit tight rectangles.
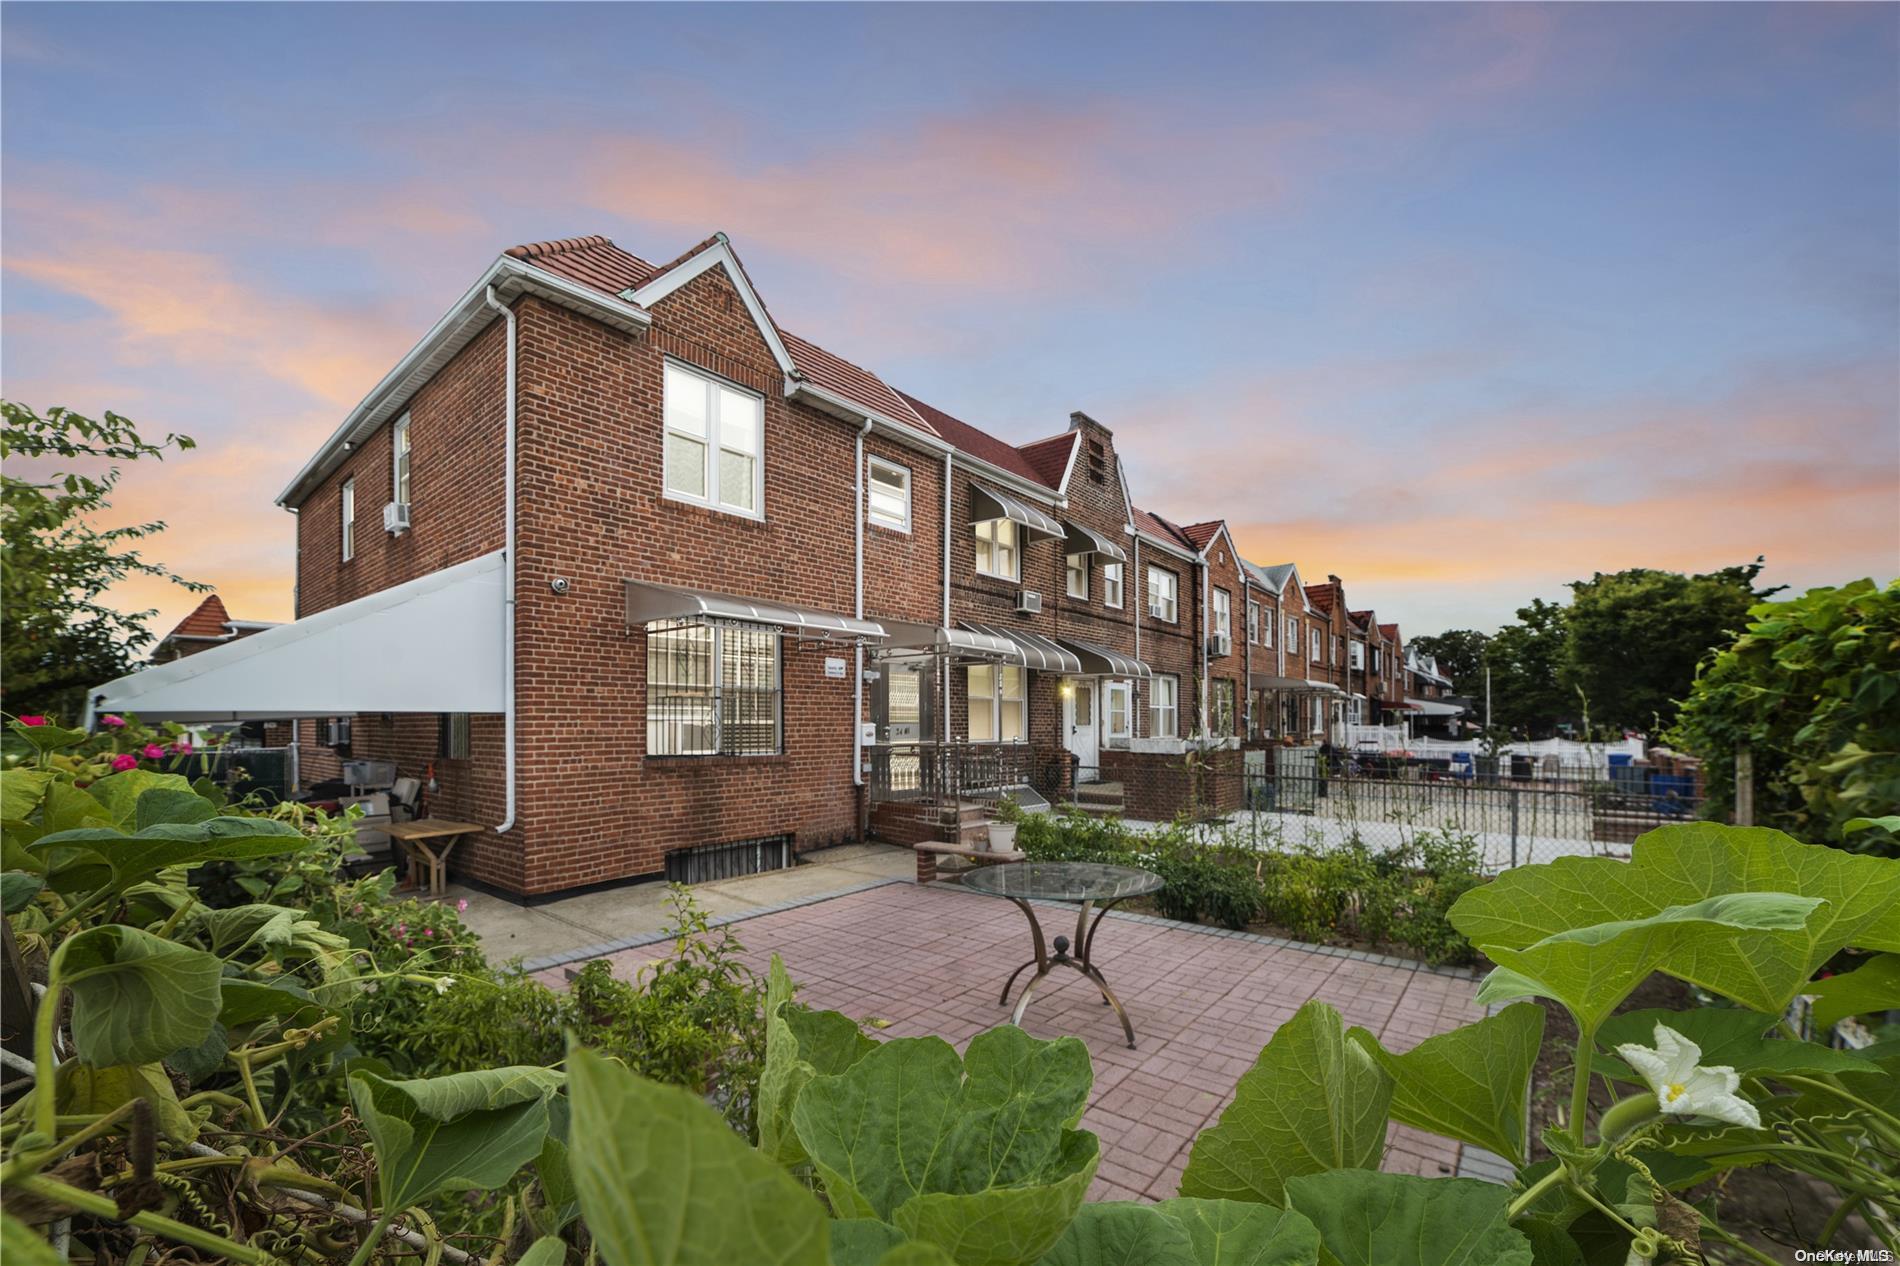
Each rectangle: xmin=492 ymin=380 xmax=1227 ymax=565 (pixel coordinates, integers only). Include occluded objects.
xmin=1405 ymin=628 xmax=1489 ymax=695
xmin=1669 ymin=578 xmax=1900 ymax=855
xmin=0 ymin=402 xmax=204 ymax=721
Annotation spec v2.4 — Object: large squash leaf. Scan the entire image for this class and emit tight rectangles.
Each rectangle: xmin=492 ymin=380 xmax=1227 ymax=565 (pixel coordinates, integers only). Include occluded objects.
xmin=31 ymin=814 xmax=311 ymax=890
xmin=1284 ymin=1171 xmax=1533 ymax=1266
xmin=83 ymin=769 xmax=195 ymax=827
xmin=1470 ymin=892 xmax=1821 ymax=1032
xmin=1347 ymin=1003 xmax=1542 ymax=1166
xmin=793 ymin=1026 xmax=1097 ymax=1266
xmin=1806 ymin=954 xmax=1900 ymax=1030
xmin=1594 ymin=1007 xmax=1879 ymax=1083
xmin=759 ymin=953 xmax=876 ymax=1166
xmin=1035 ymin=1201 xmax=1196 ymax=1266
xmin=568 ymin=1047 xmax=828 ymax=1266
xmin=1 ymin=768 xmax=53 ymax=821
xmin=349 ymin=1065 xmax=563 ymax=1215
xmin=53 ymin=924 xmax=222 ymax=1067
xmin=1153 ymin=1198 xmax=1322 ymax=1266
xmin=1179 ymin=1000 xmax=1391 ymax=1207
xmin=1 ymin=871 xmax=42 ymax=914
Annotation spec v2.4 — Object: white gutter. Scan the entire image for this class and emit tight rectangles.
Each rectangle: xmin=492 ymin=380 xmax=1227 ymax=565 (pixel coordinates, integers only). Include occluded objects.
xmin=853 ymin=417 xmax=872 ymax=793
xmin=482 ymin=286 xmax=519 ymax=834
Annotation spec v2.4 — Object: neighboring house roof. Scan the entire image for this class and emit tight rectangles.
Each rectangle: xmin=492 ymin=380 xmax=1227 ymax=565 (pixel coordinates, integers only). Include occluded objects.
xmin=1306 ymin=582 xmax=1339 ymax=613
xmin=1179 ymin=520 xmax=1223 ymax=552
xmin=1348 ymin=608 xmax=1374 ymax=632
xmin=898 ymin=392 xmax=1054 ymax=488
xmin=505 ymin=234 xmax=658 ymax=296
xmin=1247 ymin=561 xmax=1301 ymax=598
xmin=1016 ymin=433 xmax=1078 ymax=490
xmin=1133 ymin=507 xmax=1196 ymax=554
xmin=1379 ymin=622 xmax=1401 ymax=642
xmin=166 ymin=595 xmax=231 ymax=643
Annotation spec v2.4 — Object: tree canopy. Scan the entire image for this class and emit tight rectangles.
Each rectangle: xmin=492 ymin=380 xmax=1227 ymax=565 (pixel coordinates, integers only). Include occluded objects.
xmin=1404 ymin=629 xmax=1489 ymax=695
xmin=0 ymin=402 xmax=203 ymax=721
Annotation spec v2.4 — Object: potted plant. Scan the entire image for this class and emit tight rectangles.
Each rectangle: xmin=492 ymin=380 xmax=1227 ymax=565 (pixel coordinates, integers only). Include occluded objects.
xmin=987 ymin=793 xmax=1022 ymax=853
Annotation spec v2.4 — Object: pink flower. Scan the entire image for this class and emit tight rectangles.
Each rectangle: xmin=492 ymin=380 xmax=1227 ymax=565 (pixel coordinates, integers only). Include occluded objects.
xmin=110 ymin=753 xmax=139 ymax=772
xmin=101 ymin=715 xmax=126 ymax=728
xmin=422 ymin=927 xmax=435 ymax=938
xmin=169 ymin=740 xmax=194 ymax=756
xmin=456 ymin=898 xmax=469 ymax=913
xmin=142 ymin=744 xmax=165 ymax=760
xmin=395 ymin=923 xmax=407 ymax=935
xmin=17 ymin=716 xmax=47 ymax=727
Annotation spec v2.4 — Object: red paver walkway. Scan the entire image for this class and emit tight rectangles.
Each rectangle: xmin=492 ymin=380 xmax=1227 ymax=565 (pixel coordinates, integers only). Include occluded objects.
xmin=535 ymin=880 xmax=1485 ymax=1201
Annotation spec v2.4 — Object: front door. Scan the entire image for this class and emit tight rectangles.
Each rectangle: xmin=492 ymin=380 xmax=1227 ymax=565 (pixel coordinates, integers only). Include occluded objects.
xmin=872 ymin=657 xmax=932 ymax=796
xmin=1065 ymin=678 xmax=1099 ymax=780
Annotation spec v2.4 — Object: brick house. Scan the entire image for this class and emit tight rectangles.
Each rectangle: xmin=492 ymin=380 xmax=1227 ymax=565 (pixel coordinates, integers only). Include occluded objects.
xmin=93 ymin=227 xmax=1432 ymax=894
xmin=149 ymin=594 xmax=279 ymax=664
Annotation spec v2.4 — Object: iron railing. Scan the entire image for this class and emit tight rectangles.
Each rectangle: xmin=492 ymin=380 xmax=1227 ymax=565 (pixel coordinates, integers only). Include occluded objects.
xmin=866 ymin=741 xmax=1049 ymax=805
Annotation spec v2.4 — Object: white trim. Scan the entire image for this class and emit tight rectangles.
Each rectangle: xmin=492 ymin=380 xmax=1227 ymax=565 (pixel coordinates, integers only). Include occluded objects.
xmin=1134 ymin=527 xmax=1197 ymax=563
xmin=277 ymin=255 xmax=649 ymax=507
xmin=390 ymin=412 xmax=411 ymax=519
xmin=1145 ymin=563 xmax=1179 ymax=624
xmin=973 ymin=517 xmax=1021 ymax=582
xmin=1102 ymin=560 xmax=1124 ymax=610
xmin=627 ymin=236 xmax=798 ymax=378
xmin=866 ymin=454 xmax=912 ymax=533
xmin=661 ymin=357 xmax=766 ymax=521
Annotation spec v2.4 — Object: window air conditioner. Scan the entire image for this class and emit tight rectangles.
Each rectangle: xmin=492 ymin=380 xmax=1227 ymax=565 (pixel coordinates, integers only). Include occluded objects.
xmin=1015 ymin=590 xmax=1042 ymax=615
xmin=383 ymin=502 xmax=411 ymax=534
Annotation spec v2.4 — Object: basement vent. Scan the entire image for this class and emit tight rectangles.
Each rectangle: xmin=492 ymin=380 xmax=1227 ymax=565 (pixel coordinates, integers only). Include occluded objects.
xmin=664 ymin=833 xmax=794 ymax=885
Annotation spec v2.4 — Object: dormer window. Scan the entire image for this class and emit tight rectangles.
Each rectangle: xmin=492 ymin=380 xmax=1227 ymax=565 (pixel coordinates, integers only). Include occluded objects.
xmin=663 ymin=360 xmax=763 ymax=517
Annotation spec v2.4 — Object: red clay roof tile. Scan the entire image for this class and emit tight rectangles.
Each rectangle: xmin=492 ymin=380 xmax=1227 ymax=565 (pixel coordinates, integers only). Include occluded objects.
xmin=166 ymin=594 xmax=230 ymax=642
xmin=898 ymin=392 xmax=1053 ymax=486
xmin=1016 ymin=433 xmax=1077 ymax=489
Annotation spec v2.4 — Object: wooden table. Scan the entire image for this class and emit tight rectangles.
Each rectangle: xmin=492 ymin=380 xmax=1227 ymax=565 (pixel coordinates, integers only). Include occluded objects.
xmin=385 ymin=819 xmax=485 ymax=897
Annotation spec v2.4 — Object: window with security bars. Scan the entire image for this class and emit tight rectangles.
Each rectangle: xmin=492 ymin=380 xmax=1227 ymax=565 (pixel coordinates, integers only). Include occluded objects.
xmin=645 ymin=620 xmax=782 ymax=756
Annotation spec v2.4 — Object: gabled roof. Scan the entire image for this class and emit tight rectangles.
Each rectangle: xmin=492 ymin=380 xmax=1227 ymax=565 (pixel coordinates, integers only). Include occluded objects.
xmin=898 ymin=392 xmax=1053 ymax=488
xmin=1016 ymin=433 xmax=1078 ymax=490
xmin=1180 ymin=521 xmax=1222 ymax=551
xmin=506 ymin=234 xmax=659 ymax=296
xmin=1305 ymin=582 xmax=1339 ymax=614
xmin=1379 ymin=622 xmax=1401 ymax=642
xmin=1348 ymin=608 xmax=1374 ymax=632
xmin=1132 ymin=507 xmax=1196 ymax=555
xmin=1247 ymin=561 xmax=1301 ymax=598
xmin=165 ymin=594 xmax=231 ymax=643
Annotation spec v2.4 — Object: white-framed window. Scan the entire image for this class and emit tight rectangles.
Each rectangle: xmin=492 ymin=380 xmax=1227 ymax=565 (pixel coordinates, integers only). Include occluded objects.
xmin=1350 ymin=641 xmax=1365 ymax=670
xmin=1263 ymin=608 xmax=1275 ymax=648
xmin=392 ymin=413 xmax=411 ymax=507
xmin=1311 ymin=628 xmax=1322 ymax=663
xmin=867 ymin=456 xmax=910 ymax=532
xmin=646 ymin=619 xmax=782 ymax=756
xmin=974 ymin=518 xmax=1019 ymax=580
xmin=1151 ymin=674 xmax=1179 ymax=738
xmin=1104 ymin=680 xmax=1131 ymax=747
xmin=1066 ymin=554 xmax=1088 ymax=600
xmin=1247 ymin=601 xmax=1260 ymax=646
xmin=1311 ymin=699 xmax=1326 ymax=735
xmin=1212 ymin=679 xmax=1236 ymax=735
xmin=1102 ymin=562 xmax=1124 ymax=609
xmin=340 ymin=478 xmax=356 ymax=562
xmin=1213 ymin=589 xmax=1232 ymax=653
xmin=663 ymin=360 xmax=764 ymax=517
xmin=1147 ymin=566 xmax=1177 ymax=622
xmin=967 ymin=663 xmax=1026 ymax=743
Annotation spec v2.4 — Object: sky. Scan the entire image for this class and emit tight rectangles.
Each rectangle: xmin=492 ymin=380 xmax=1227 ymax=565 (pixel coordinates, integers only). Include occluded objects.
xmin=3 ymin=2 xmax=1896 ymax=642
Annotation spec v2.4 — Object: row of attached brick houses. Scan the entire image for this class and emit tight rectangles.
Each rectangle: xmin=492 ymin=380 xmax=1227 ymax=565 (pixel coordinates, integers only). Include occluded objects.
xmin=103 ymin=232 xmax=1443 ymax=899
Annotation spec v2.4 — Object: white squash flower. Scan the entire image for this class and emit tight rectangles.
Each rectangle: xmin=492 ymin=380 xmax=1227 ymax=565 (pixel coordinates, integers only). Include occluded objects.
xmin=1614 ymin=1022 xmax=1760 ymax=1129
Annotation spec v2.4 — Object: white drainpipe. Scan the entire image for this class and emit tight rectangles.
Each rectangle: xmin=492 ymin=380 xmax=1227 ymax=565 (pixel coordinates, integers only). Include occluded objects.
xmin=1199 ymin=554 xmax=1211 ymax=735
xmin=482 ymin=286 xmax=518 ymax=834
xmin=1242 ymin=573 xmax=1252 ymax=738
xmin=853 ymin=418 xmax=872 ymax=790
xmin=1131 ymin=536 xmax=1141 ymax=733
xmin=941 ymin=450 xmax=953 ymax=743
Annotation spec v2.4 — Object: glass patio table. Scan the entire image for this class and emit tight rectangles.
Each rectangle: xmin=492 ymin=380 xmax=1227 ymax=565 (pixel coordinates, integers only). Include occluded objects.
xmin=959 ymin=861 xmax=1164 ymax=1048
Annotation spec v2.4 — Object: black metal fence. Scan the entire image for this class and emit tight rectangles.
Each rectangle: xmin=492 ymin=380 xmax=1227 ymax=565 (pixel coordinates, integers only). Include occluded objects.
xmin=1064 ymin=755 xmax=1708 ymax=871
xmin=866 ymin=741 xmax=1054 ymax=805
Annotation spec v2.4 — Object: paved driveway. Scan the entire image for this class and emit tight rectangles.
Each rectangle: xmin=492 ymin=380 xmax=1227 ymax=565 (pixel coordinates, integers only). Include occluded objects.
xmin=535 ymin=878 xmax=1486 ymax=1201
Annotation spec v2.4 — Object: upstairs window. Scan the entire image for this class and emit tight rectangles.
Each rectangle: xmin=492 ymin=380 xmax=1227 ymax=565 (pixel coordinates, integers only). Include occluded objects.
xmin=646 ymin=620 xmax=782 ymax=756
xmin=1311 ymin=628 xmax=1322 ymax=663
xmin=1263 ymin=607 xmax=1274 ymax=648
xmin=974 ymin=519 xmax=1019 ymax=580
xmin=663 ymin=360 xmax=763 ymax=517
xmin=1212 ymin=589 xmax=1232 ymax=652
xmin=1151 ymin=674 xmax=1179 ymax=738
xmin=1286 ymin=616 xmax=1298 ymax=649
xmin=392 ymin=414 xmax=412 ymax=507
xmin=867 ymin=456 xmax=911 ymax=531
xmin=340 ymin=478 xmax=356 ymax=562
xmin=1102 ymin=562 xmax=1124 ymax=608
xmin=1066 ymin=553 xmax=1088 ymax=600
xmin=1350 ymin=641 xmax=1365 ymax=670
xmin=1147 ymin=566 xmax=1177 ymax=623
xmin=1247 ymin=601 xmax=1260 ymax=646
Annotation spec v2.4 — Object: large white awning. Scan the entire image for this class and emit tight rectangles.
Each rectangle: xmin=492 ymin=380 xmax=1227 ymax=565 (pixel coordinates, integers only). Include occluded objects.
xmin=90 ymin=551 xmax=508 ymax=723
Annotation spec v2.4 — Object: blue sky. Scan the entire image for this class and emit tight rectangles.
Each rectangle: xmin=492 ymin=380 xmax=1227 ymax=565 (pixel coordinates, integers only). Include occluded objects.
xmin=4 ymin=2 xmax=1895 ymax=636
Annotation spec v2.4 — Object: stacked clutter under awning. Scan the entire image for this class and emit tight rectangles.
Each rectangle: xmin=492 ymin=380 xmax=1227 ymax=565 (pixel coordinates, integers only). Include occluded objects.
xmin=623 ymin=578 xmax=886 ymax=641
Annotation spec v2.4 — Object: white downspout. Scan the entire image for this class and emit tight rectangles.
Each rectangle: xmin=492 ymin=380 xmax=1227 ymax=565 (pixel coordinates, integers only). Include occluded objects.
xmin=942 ymin=450 xmax=953 ymax=744
xmin=483 ymin=286 xmax=518 ymax=834
xmin=1199 ymin=555 xmax=1211 ymax=735
xmin=1242 ymin=574 xmax=1252 ymax=739
xmin=853 ymin=418 xmax=872 ymax=792
xmin=1131 ymin=536 xmax=1141 ymax=736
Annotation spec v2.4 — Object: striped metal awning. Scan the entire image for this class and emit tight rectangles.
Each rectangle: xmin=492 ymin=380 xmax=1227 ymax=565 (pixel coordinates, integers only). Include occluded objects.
xmin=959 ymin=622 xmax=1082 ymax=673
xmin=1247 ymin=673 xmax=1308 ymax=691
xmin=1062 ymin=521 xmax=1128 ymax=562
xmin=625 ymin=579 xmax=886 ymax=640
xmin=970 ymin=484 xmax=1064 ymax=540
xmin=877 ymin=619 xmax=1017 ymax=659
xmin=1056 ymin=634 xmax=1151 ymax=679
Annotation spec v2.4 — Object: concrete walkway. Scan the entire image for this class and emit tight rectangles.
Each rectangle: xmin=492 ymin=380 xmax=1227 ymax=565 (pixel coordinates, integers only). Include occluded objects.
xmin=532 ymin=879 xmax=1486 ymax=1202
xmin=449 ymin=843 xmax=915 ymax=971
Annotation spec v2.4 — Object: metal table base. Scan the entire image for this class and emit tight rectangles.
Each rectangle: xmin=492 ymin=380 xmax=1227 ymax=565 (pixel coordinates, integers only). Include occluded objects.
xmin=997 ymin=896 xmax=1139 ymax=1048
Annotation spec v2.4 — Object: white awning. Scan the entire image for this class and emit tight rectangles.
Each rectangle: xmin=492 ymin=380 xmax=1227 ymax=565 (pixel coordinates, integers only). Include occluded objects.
xmin=1406 ymin=697 xmax=1465 ymax=717
xmin=1304 ymin=680 xmax=1345 ymax=695
xmin=959 ymin=622 xmax=1082 ymax=673
xmin=91 ymin=551 xmax=508 ymax=722
xmin=877 ymin=620 xmax=1017 ymax=659
xmin=1062 ymin=522 xmax=1127 ymax=563
xmin=1056 ymin=634 xmax=1151 ymax=679
xmin=970 ymin=484 xmax=1064 ymax=541
xmin=624 ymin=579 xmax=885 ymax=640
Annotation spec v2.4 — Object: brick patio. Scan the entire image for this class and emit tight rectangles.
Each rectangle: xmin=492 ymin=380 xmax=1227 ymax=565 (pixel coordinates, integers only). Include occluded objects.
xmin=535 ymin=879 xmax=1486 ymax=1202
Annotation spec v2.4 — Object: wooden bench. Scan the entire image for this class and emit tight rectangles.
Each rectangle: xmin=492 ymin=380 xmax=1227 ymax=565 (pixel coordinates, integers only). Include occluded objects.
xmin=913 ymin=840 xmax=1025 ymax=885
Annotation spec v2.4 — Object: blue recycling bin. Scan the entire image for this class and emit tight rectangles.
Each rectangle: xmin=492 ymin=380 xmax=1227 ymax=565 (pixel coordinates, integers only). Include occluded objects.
xmin=1450 ymin=752 xmax=1474 ymax=780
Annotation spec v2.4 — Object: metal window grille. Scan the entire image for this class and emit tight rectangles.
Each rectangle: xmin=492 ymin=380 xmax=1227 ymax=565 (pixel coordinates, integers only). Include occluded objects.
xmin=439 ymin=712 xmax=471 ymax=759
xmin=645 ymin=619 xmax=782 ymax=756
xmin=664 ymin=833 xmax=793 ymax=883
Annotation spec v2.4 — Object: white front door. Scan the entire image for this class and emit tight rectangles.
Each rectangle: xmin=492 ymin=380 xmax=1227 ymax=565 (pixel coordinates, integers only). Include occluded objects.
xmin=1065 ymin=678 xmax=1099 ymax=778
